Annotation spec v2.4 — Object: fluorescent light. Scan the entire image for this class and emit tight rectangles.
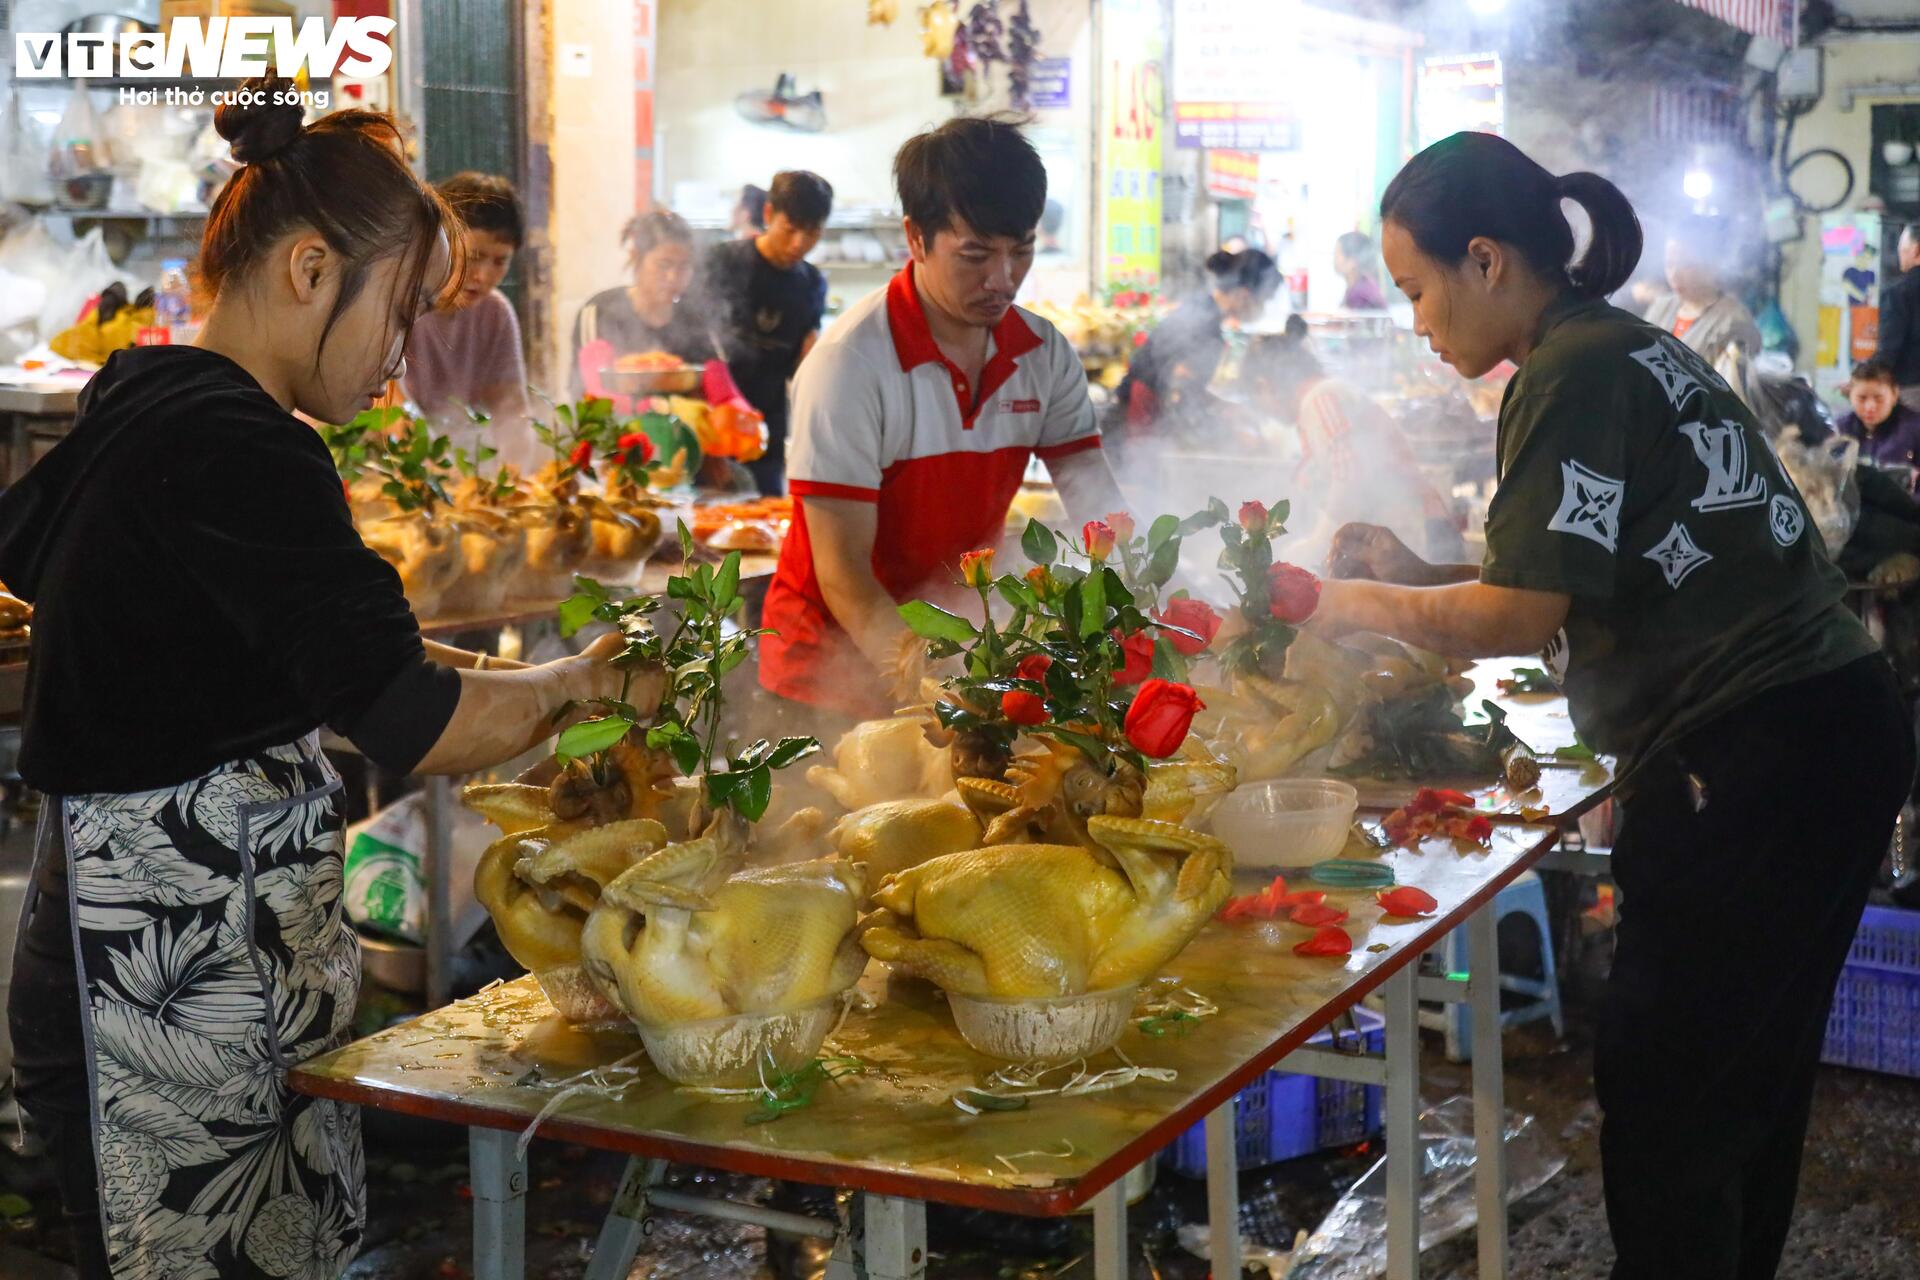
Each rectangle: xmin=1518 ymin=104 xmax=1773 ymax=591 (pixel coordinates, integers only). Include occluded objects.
xmin=1683 ymin=168 xmax=1714 ymax=202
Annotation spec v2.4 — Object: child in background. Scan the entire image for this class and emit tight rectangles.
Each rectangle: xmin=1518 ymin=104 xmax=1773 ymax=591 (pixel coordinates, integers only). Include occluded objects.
xmin=402 ymin=172 xmax=534 ymax=466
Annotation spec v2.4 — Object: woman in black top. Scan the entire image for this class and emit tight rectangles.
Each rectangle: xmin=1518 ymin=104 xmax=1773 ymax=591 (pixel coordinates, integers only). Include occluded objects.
xmin=0 ymin=83 xmax=659 ymax=1280
xmin=571 ymin=209 xmax=719 ymax=411
xmin=1309 ymin=132 xmax=1908 ymax=1279
xmin=1111 ymin=247 xmax=1279 ymax=444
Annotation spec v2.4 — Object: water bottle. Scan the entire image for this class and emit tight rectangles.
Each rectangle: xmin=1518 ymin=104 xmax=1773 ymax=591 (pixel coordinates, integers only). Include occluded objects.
xmin=153 ymin=258 xmax=192 ymax=343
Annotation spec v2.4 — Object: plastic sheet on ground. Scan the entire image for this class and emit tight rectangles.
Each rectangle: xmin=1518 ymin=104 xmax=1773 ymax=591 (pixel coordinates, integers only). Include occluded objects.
xmin=1286 ymin=1095 xmax=1566 ymax=1279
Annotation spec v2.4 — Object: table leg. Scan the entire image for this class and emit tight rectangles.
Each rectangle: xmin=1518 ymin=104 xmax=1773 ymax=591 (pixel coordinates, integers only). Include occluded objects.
xmin=424 ymin=775 xmax=454 ymax=1008
xmin=469 ymin=1128 xmax=527 ymax=1280
xmin=826 ymin=1194 xmax=927 ymax=1280
xmin=583 ymin=1156 xmax=668 ymax=1280
xmin=1382 ymin=961 xmax=1420 ymax=1280
xmin=1468 ymin=904 xmax=1510 ymax=1280
xmin=1205 ymin=1097 xmax=1240 ymax=1277
xmin=1091 ymin=1180 xmax=1127 ymax=1280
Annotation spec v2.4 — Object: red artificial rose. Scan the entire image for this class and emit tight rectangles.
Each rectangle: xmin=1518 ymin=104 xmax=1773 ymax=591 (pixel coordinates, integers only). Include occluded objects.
xmin=1290 ymin=902 xmax=1350 ymax=927
xmin=1293 ymin=926 xmax=1354 ymax=957
xmin=959 ymin=548 xmax=996 ymax=588
xmin=1083 ymin=519 xmax=1116 ymax=561
xmin=1132 ymin=330 xmax=1149 ymax=347
xmin=569 ymin=440 xmax=594 ymax=470
xmin=1267 ymin=562 xmax=1322 ymax=624
xmin=1026 ymin=565 xmax=1054 ymax=597
xmin=1114 ymin=630 xmax=1155 ymax=687
xmin=1124 ymin=679 xmax=1206 ymax=758
xmin=1106 ymin=511 xmax=1136 ymax=544
xmin=1015 ymin=653 xmax=1052 ymax=681
xmin=1238 ymin=500 xmax=1268 ymax=532
xmin=617 ymin=431 xmax=656 ymax=462
xmin=1000 ymin=689 xmax=1049 ymax=726
xmin=1154 ymin=597 xmax=1221 ymax=656
xmin=1377 ymin=886 xmax=1439 ymax=918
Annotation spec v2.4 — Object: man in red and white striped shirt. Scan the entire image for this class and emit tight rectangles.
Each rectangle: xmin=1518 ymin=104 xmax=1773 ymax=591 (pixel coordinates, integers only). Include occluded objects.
xmin=760 ymin=118 xmax=1123 ymax=718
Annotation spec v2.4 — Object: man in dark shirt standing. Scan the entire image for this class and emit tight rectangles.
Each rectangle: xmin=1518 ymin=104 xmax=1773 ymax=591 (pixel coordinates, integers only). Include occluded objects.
xmin=699 ymin=171 xmax=833 ymax=494
xmin=1876 ymin=221 xmax=1920 ymax=412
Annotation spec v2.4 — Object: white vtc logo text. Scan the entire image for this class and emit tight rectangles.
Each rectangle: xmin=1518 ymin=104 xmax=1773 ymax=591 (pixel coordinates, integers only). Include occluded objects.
xmin=14 ymin=17 xmax=396 ymax=80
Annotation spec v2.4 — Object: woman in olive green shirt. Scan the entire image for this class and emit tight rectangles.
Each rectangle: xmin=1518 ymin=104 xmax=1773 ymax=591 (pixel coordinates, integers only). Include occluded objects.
xmin=1309 ymin=132 xmax=1910 ymax=1280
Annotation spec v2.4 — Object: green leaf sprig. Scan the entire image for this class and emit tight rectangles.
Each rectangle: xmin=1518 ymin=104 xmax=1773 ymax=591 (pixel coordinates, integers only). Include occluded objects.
xmin=1188 ymin=497 xmax=1305 ymax=677
xmin=556 ymin=523 xmax=817 ymax=822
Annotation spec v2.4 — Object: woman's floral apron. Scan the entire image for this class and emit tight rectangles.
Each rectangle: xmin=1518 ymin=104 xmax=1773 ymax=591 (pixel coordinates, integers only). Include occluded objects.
xmin=35 ymin=734 xmax=365 ymax=1280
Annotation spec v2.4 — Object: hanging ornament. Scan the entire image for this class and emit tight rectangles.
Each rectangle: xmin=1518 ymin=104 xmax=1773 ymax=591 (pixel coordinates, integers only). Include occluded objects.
xmin=966 ymin=0 xmax=1006 ymax=65
xmin=921 ymin=1 xmax=958 ymax=59
xmin=1007 ymin=0 xmax=1039 ymax=111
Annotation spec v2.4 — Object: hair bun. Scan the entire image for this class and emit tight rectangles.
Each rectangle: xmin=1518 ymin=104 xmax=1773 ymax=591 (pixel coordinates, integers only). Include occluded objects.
xmin=216 ymin=77 xmax=304 ymax=164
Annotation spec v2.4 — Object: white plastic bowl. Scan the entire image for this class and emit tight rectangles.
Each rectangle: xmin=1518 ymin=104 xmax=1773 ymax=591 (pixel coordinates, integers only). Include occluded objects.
xmin=1207 ymin=778 xmax=1359 ymax=868
xmin=534 ymin=965 xmax=624 ymax=1025
xmin=635 ymin=993 xmax=847 ymax=1087
xmin=947 ymin=985 xmax=1138 ymax=1062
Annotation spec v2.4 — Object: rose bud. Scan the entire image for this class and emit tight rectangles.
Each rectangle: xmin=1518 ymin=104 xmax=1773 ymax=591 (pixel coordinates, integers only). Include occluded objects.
xmin=1238 ymin=500 xmax=1269 ymax=532
xmin=1123 ymin=679 xmax=1206 ymax=757
xmin=1267 ymin=563 xmax=1322 ymax=624
xmin=1153 ymin=597 xmax=1221 ymax=656
xmin=959 ymin=548 xmax=995 ymax=588
xmin=1083 ymin=520 xmax=1116 ymax=561
xmin=1000 ymin=688 xmax=1049 ymax=726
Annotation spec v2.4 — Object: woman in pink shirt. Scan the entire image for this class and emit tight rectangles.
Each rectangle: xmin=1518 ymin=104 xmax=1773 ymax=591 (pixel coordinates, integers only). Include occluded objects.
xmin=403 ymin=172 xmax=534 ymax=465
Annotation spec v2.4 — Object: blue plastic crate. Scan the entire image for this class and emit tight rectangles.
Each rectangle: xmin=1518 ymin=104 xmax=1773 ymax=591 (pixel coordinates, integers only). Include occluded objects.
xmin=1163 ymin=1007 xmax=1384 ymax=1177
xmin=1821 ymin=904 xmax=1920 ymax=1079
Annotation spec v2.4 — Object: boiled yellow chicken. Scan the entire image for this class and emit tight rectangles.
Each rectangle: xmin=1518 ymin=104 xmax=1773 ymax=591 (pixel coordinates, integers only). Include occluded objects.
xmin=860 ymin=815 xmax=1231 ymax=998
xmin=830 ymin=795 xmax=983 ymax=882
xmin=806 ymin=715 xmax=952 ymax=812
xmin=952 ymin=740 xmax=1236 ymax=848
xmin=580 ymin=811 xmax=868 ymax=1025
xmin=472 ymin=818 xmax=664 ymax=974
xmin=359 ymin=510 xmax=463 ymax=618
xmin=438 ymin=507 xmax=528 ymax=615
xmin=580 ymin=492 xmax=663 ymax=574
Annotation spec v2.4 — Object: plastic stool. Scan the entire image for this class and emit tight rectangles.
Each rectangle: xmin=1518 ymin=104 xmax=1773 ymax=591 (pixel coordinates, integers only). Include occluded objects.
xmin=1420 ymin=871 xmax=1563 ymax=1062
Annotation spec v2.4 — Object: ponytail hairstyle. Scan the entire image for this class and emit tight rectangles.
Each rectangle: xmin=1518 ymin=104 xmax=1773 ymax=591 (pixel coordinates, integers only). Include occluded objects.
xmin=1240 ymin=313 xmax=1321 ymax=409
xmin=621 ymin=209 xmax=694 ymax=273
xmin=1205 ymin=247 xmax=1282 ymax=302
xmin=198 ymin=76 xmax=465 ymax=359
xmin=1379 ymin=132 xmax=1643 ymax=300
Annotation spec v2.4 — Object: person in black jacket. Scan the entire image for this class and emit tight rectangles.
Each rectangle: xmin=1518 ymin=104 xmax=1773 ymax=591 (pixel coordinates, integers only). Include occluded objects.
xmin=0 ymin=79 xmax=658 ymax=1280
xmin=1109 ymin=247 xmax=1279 ymax=445
xmin=1875 ymin=221 xmax=1920 ymax=411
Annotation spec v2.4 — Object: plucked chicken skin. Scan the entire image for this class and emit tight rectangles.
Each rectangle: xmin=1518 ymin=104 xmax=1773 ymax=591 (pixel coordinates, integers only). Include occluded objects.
xmin=860 ymin=815 xmax=1231 ymax=999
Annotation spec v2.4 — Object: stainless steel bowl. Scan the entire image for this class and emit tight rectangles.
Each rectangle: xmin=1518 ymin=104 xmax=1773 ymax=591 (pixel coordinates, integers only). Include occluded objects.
xmin=358 ymin=932 xmax=426 ymax=994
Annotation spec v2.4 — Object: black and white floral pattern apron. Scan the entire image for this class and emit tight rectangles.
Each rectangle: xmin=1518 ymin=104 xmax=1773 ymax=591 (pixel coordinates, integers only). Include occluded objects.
xmin=40 ymin=734 xmax=365 ymax=1280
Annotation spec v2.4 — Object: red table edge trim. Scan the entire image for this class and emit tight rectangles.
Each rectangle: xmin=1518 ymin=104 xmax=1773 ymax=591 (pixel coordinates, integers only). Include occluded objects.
xmin=289 ymin=824 xmax=1560 ymax=1218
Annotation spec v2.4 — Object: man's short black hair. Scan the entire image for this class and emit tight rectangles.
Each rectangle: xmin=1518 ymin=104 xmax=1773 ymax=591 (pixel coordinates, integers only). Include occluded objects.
xmin=436 ymin=172 xmax=525 ymax=249
xmin=893 ymin=115 xmax=1047 ymax=242
xmin=768 ymin=171 xmax=834 ymax=231
xmin=1853 ymin=358 xmax=1898 ymax=386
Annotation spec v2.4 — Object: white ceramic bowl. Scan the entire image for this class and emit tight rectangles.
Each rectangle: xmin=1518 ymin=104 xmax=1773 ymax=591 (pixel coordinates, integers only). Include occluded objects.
xmin=1207 ymin=778 xmax=1359 ymax=868
xmin=635 ymin=993 xmax=847 ymax=1087
xmin=947 ymin=985 xmax=1138 ymax=1062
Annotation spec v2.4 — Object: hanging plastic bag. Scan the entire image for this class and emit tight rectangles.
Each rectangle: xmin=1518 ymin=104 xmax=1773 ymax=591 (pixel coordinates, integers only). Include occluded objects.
xmin=34 ymin=227 xmax=132 ymax=344
xmin=1 ymin=90 xmax=54 ymax=205
xmin=343 ymin=791 xmax=495 ymax=945
xmin=52 ymin=82 xmax=107 ymax=176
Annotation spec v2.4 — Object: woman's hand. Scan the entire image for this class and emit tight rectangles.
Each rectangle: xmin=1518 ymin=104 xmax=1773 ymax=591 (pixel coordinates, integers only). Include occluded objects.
xmin=1326 ymin=523 xmax=1432 ymax=584
xmin=551 ymin=631 xmax=665 ymax=710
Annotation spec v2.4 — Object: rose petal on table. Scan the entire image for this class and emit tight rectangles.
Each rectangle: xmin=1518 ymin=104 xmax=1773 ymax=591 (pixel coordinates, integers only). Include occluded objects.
xmin=1275 ymin=889 xmax=1325 ymax=908
xmin=1377 ymin=886 xmax=1438 ymax=917
xmin=1289 ymin=902 xmax=1349 ymax=927
xmin=1293 ymin=925 xmax=1353 ymax=957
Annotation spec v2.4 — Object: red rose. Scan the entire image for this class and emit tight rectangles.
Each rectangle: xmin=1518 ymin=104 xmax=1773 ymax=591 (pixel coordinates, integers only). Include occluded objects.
xmin=1238 ymin=500 xmax=1268 ymax=532
xmin=1000 ymin=688 xmax=1049 ymax=726
xmin=1153 ymin=597 xmax=1221 ymax=656
xmin=569 ymin=440 xmax=594 ymax=469
xmin=1132 ymin=330 xmax=1149 ymax=347
xmin=1123 ymin=679 xmax=1205 ymax=757
xmin=341 ymin=477 xmax=352 ymax=501
xmin=959 ymin=548 xmax=996 ymax=588
xmin=1113 ymin=630 xmax=1155 ymax=687
xmin=1106 ymin=511 xmax=1136 ymax=543
xmin=1267 ymin=563 xmax=1321 ymax=624
xmin=1083 ymin=519 xmax=1116 ymax=561
xmin=1026 ymin=565 xmax=1054 ymax=598
xmin=1015 ymin=653 xmax=1052 ymax=681
xmin=617 ymin=431 xmax=656 ymax=462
